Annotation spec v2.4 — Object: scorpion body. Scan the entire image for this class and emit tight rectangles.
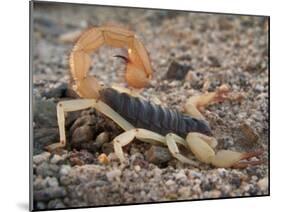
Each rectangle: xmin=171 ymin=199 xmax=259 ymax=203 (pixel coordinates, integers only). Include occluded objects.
xmin=99 ymin=88 xmax=212 ymax=137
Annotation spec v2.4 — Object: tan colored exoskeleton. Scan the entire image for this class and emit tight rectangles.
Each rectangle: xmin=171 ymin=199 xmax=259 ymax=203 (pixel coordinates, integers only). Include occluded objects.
xmin=46 ymin=26 xmax=263 ymax=168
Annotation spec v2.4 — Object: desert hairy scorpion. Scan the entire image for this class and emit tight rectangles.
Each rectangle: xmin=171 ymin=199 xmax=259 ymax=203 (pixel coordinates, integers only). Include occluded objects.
xmin=46 ymin=25 xmax=263 ymax=168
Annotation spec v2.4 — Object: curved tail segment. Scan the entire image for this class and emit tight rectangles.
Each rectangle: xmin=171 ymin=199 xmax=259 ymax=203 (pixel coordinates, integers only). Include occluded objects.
xmin=69 ymin=26 xmax=153 ymax=98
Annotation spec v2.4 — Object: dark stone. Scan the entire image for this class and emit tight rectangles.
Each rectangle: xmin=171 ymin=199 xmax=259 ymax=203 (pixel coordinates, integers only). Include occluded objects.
xmin=200 ymin=180 xmax=214 ymax=191
xmin=34 ymin=187 xmax=67 ymax=201
xmin=34 ymin=16 xmax=65 ymax=37
xmin=218 ymin=18 xmax=233 ymax=31
xmin=42 ymin=83 xmax=68 ymax=98
xmin=246 ymin=167 xmax=263 ymax=178
xmin=239 ymin=121 xmax=259 ymax=144
xmin=35 ymin=201 xmax=46 ymax=210
xmin=33 ymin=98 xmax=57 ymax=128
xmin=42 ymin=83 xmax=79 ymax=99
xmin=248 ymin=186 xmax=259 ymax=196
xmin=69 ymin=115 xmax=95 ymax=136
xmin=49 ymin=164 xmax=60 ymax=174
xmin=33 ymin=128 xmax=59 ymax=154
xmin=145 ymin=146 xmax=172 ymax=165
xmin=101 ymin=142 xmax=114 ymax=155
xmin=47 ymin=199 xmax=66 ymax=209
xmin=36 ymin=162 xmax=55 ymax=178
xmin=229 ymin=175 xmax=241 ymax=188
xmin=69 ymin=149 xmax=95 ymax=165
xmin=208 ymin=56 xmax=221 ymax=67
xmin=165 ymin=61 xmax=192 ymax=80
xmin=95 ymin=132 xmax=110 ymax=148
xmin=71 ymin=125 xmax=93 ymax=145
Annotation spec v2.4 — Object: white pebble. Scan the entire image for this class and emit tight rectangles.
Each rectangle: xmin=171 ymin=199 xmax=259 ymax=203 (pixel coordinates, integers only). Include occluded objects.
xmin=59 ymin=165 xmax=71 ymax=176
xmin=33 ymin=176 xmax=47 ymax=190
xmin=189 ymin=170 xmax=202 ymax=179
xmin=174 ymin=170 xmax=187 ymax=181
xmin=210 ymin=190 xmax=221 ymax=198
xmin=217 ymin=168 xmax=227 ymax=177
xmin=140 ymin=190 xmax=146 ymax=197
xmin=33 ymin=152 xmax=51 ymax=165
xmin=106 ymin=169 xmax=122 ymax=181
xmin=251 ymin=175 xmax=258 ymax=181
xmin=46 ymin=177 xmax=59 ymax=187
xmin=178 ymin=186 xmax=191 ymax=197
xmin=153 ymin=167 xmax=162 ymax=178
xmin=165 ymin=179 xmax=175 ymax=186
xmin=257 ymin=177 xmax=268 ymax=191
xmin=50 ymin=154 xmax=63 ymax=164
xmin=134 ymin=165 xmax=141 ymax=172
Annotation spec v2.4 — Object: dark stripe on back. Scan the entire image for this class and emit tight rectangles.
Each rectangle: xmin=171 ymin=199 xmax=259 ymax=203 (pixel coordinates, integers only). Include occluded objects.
xmin=99 ymin=88 xmax=211 ymax=137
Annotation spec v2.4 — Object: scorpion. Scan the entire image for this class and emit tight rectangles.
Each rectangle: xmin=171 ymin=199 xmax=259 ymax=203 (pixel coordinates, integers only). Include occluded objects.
xmin=46 ymin=25 xmax=263 ymax=168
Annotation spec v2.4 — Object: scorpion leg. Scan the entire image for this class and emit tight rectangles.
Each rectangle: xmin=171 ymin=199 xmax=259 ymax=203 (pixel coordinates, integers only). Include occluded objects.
xmin=186 ymin=132 xmax=263 ymax=168
xmin=113 ymin=129 xmax=199 ymax=166
xmin=45 ymin=99 xmax=134 ymax=151
xmin=184 ymin=84 xmax=230 ymax=120
xmin=166 ymin=133 xmax=200 ymax=166
xmin=113 ymin=128 xmax=166 ymax=162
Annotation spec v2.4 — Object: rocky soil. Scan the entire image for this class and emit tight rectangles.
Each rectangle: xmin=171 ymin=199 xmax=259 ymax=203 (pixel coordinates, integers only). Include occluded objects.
xmin=32 ymin=2 xmax=269 ymax=210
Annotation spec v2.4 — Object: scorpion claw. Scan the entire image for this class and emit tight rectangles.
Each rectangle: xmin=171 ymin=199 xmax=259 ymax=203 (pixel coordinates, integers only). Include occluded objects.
xmin=211 ymin=149 xmax=264 ymax=168
xmin=232 ymin=160 xmax=264 ymax=169
xmin=240 ymin=149 xmax=264 ymax=160
xmin=231 ymin=149 xmax=264 ymax=168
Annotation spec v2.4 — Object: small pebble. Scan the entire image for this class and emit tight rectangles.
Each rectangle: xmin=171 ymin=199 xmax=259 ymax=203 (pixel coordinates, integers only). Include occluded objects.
xmin=217 ymin=168 xmax=227 ymax=177
xmin=239 ymin=120 xmax=259 ymax=144
xmin=59 ymin=165 xmax=71 ymax=176
xmin=36 ymin=201 xmax=46 ymax=210
xmin=34 ymin=176 xmax=47 ymax=190
xmin=47 ymin=198 xmax=66 ymax=209
xmin=36 ymin=162 xmax=55 ymax=177
xmin=46 ymin=177 xmax=59 ymax=187
xmin=145 ymin=146 xmax=172 ymax=165
xmin=34 ymin=187 xmax=66 ymax=201
xmin=210 ymin=190 xmax=222 ymax=198
xmin=174 ymin=170 xmax=187 ymax=181
xmin=33 ymin=152 xmax=51 ymax=165
xmin=257 ymin=177 xmax=268 ymax=191
xmin=165 ymin=60 xmax=192 ymax=80
xmin=71 ymin=125 xmax=93 ymax=145
xmin=50 ymin=154 xmax=63 ymax=164
xmin=178 ymin=187 xmax=191 ymax=197
xmin=95 ymin=132 xmax=110 ymax=148
xmin=98 ymin=153 xmax=109 ymax=165
xmin=165 ymin=179 xmax=175 ymax=186
xmin=106 ymin=169 xmax=122 ymax=181
xmin=134 ymin=165 xmax=141 ymax=172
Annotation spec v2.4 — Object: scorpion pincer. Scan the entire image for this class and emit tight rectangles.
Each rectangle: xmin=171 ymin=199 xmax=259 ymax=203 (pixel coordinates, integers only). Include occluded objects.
xmin=46 ymin=26 xmax=263 ymax=168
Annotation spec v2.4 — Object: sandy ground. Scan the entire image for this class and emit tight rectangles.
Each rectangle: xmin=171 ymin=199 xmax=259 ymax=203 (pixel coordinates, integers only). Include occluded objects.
xmin=32 ymin=2 xmax=269 ymax=210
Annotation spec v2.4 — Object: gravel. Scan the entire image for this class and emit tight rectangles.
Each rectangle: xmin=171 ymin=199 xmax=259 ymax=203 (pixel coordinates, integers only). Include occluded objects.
xmin=32 ymin=2 xmax=269 ymax=210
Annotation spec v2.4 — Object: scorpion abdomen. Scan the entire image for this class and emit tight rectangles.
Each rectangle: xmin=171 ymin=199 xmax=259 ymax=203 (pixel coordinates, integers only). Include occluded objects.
xmin=99 ymin=88 xmax=212 ymax=137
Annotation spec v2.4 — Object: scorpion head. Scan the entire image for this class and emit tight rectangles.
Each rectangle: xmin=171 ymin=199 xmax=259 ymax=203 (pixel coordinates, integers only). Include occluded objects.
xmin=183 ymin=116 xmax=213 ymax=136
xmin=196 ymin=120 xmax=213 ymax=136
